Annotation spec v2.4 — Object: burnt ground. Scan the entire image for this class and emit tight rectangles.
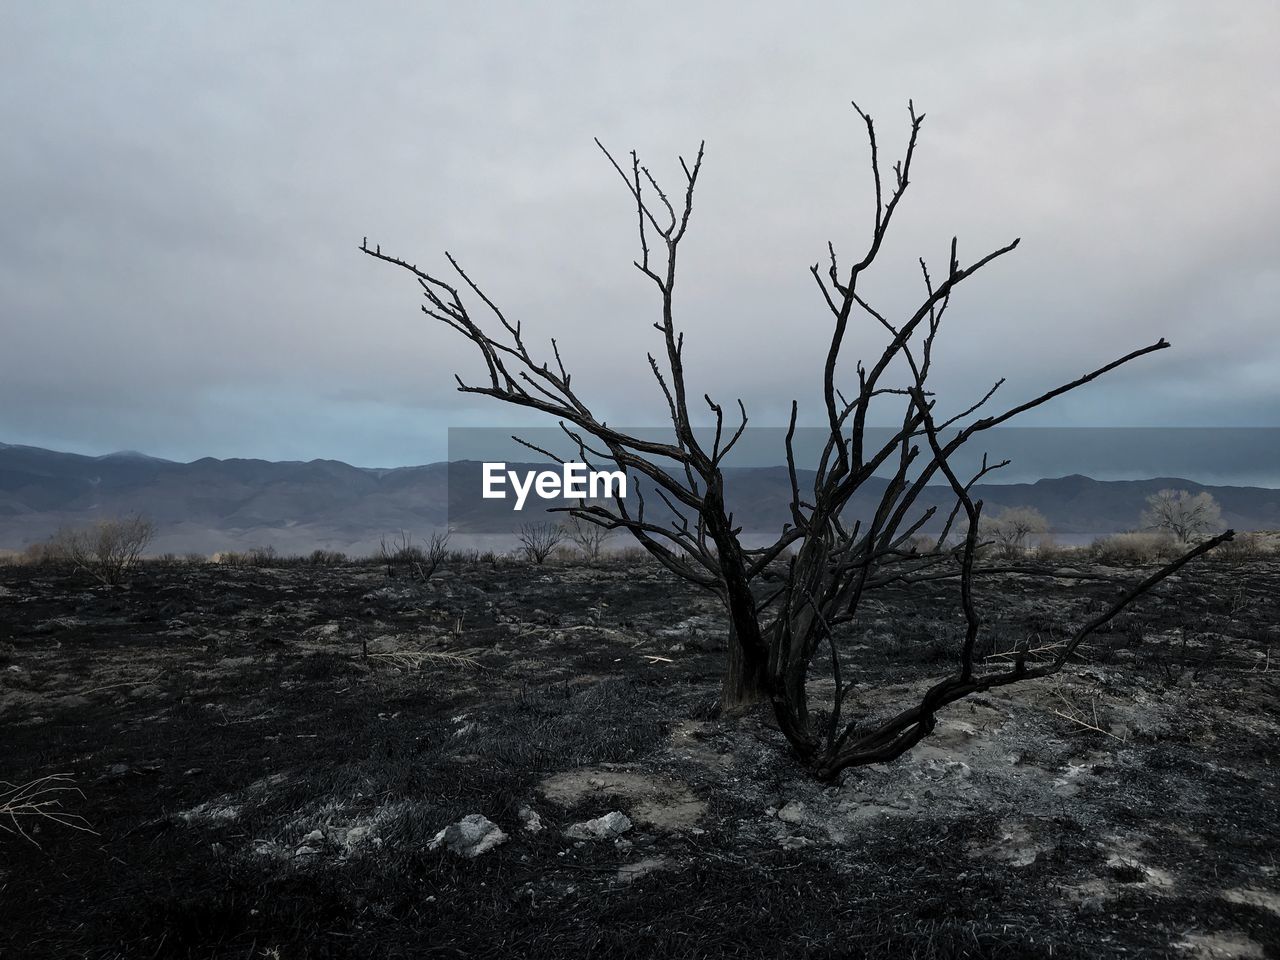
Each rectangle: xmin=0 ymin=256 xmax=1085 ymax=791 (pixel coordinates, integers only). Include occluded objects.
xmin=1 ymin=554 xmax=1277 ymax=959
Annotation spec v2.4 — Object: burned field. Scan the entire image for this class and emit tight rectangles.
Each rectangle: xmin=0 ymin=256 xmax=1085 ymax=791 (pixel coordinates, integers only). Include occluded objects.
xmin=1 ymin=556 xmax=1278 ymax=959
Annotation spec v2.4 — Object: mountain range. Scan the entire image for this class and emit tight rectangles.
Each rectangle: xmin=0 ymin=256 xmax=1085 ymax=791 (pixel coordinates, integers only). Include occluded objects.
xmin=2 ymin=442 xmax=1277 ymax=556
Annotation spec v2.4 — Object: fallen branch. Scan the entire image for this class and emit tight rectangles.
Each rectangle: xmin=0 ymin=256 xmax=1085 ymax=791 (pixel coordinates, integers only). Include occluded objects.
xmin=0 ymin=775 xmax=97 ymax=847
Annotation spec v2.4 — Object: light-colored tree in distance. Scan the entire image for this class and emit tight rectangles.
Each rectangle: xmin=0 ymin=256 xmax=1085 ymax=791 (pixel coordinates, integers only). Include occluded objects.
xmin=1142 ymin=489 xmax=1223 ymax=543
xmin=982 ymin=506 xmax=1050 ymax=558
xmin=568 ymin=499 xmax=614 ymax=561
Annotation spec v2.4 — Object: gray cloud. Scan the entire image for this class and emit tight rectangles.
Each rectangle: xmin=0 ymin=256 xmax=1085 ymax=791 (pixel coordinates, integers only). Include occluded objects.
xmin=2 ymin=1 xmax=1277 ymax=465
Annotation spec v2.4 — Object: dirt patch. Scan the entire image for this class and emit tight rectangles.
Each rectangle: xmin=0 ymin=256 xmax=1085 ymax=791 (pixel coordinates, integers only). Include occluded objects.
xmin=539 ymin=766 xmax=707 ymax=832
xmin=1174 ymin=931 xmax=1266 ymax=959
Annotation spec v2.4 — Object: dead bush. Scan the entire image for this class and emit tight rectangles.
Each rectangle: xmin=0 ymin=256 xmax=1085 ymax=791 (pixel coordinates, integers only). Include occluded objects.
xmin=568 ymin=513 xmax=613 ymax=562
xmin=1212 ymin=531 xmax=1270 ymax=566
xmin=517 ymin=522 xmax=565 ymax=564
xmin=309 ymin=549 xmax=348 ymax=566
xmin=1090 ymin=531 xmax=1180 ymax=565
xmin=379 ymin=530 xmax=449 ymax=579
xmin=55 ymin=514 xmax=155 ymax=585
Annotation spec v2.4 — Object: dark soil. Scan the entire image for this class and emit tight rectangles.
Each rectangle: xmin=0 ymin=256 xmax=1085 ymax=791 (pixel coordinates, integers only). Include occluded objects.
xmin=1 ymin=555 xmax=1277 ymax=959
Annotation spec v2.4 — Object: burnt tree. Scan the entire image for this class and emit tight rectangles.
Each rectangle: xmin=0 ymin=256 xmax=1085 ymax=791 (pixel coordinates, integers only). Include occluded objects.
xmin=362 ymin=102 xmax=1231 ymax=779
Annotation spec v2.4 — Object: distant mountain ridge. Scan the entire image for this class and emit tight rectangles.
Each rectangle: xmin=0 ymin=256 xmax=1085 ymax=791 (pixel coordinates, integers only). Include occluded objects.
xmin=1 ymin=443 xmax=1277 ymax=555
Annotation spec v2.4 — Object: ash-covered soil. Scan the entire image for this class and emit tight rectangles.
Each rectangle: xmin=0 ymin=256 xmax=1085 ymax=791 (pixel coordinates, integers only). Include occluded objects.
xmin=1 ymin=555 xmax=1277 ymax=959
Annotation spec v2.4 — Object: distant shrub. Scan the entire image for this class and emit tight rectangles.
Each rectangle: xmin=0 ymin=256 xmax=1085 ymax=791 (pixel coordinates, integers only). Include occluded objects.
xmin=183 ymin=552 xmax=207 ymax=564
xmin=981 ymin=506 xmax=1050 ymax=559
xmin=608 ymin=546 xmax=653 ymax=567
xmin=1033 ymin=535 xmax=1078 ymax=564
xmin=903 ymin=534 xmax=939 ymax=555
xmin=17 ymin=540 xmax=64 ymax=567
xmin=567 ymin=505 xmax=613 ymax=563
xmin=244 ymin=546 xmax=279 ymax=567
xmin=309 ymin=549 xmax=347 ymax=566
xmin=45 ymin=514 xmax=156 ymax=585
xmin=379 ymin=530 xmax=449 ymax=580
xmin=1212 ymin=531 xmax=1271 ymax=566
xmin=1090 ymin=531 xmax=1180 ymax=565
xmin=517 ymin=522 xmax=565 ymax=565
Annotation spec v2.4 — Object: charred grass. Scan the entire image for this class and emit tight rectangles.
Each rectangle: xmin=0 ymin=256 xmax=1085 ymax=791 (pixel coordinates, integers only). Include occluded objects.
xmin=1 ymin=557 xmax=1277 ymax=958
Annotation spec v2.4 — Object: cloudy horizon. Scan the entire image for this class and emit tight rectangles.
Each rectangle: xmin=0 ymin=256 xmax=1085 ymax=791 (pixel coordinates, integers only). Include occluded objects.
xmin=3 ymin=2 xmax=1278 ymax=467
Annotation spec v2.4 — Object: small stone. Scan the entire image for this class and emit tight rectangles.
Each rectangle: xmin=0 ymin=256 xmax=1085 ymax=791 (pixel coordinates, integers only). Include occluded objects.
xmin=564 ymin=811 xmax=632 ymax=841
xmin=429 ymin=814 xmax=508 ymax=858
xmin=776 ymin=800 xmax=807 ymax=824
xmin=303 ymin=829 xmax=324 ymax=845
xmin=518 ymin=805 xmax=544 ymax=833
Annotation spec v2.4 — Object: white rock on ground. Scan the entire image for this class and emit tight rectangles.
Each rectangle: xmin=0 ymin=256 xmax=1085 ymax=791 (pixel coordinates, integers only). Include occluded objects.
xmin=776 ymin=800 xmax=807 ymax=824
xmin=428 ymin=814 xmax=509 ymax=858
xmin=564 ymin=811 xmax=632 ymax=840
xmin=517 ymin=805 xmax=544 ymax=833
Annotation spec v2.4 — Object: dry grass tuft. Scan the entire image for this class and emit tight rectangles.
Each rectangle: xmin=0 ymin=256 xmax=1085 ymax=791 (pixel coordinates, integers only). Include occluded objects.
xmin=367 ymin=651 xmax=482 ymax=672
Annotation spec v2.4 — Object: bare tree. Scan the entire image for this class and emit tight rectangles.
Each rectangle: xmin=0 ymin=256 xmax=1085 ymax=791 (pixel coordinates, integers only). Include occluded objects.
xmin=568 ymin=500 xmax=614 ymax=561
xmin=982 ymin=506 xmax=1050 ymax=558
xmin=1142 ymin=489 xmax=1223 ymax=543
xmin=517 ymin=522 xmax=565 ymax=564
xmin=57 ymin=514 xmax=155 ymax=586
xmin=362 ymin=102 xmax=1232 ymax=779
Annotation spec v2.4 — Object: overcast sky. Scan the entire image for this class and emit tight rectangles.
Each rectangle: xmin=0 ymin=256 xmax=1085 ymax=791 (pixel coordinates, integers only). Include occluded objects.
xmin=2 ymin=2 xmax=1277 ymax=467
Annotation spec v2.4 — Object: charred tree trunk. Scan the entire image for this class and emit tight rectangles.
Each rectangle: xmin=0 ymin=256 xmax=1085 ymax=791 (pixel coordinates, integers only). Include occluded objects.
xmin=720 ymin=620 xmax=770 ymax=712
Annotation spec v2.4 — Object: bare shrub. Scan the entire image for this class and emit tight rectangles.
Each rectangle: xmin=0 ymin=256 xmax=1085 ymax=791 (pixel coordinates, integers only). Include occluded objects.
xmin=379 ymin=530 xmax=449 ymax=580
xmin=518 ymin=522 xmax=565 ymax=564
xmin=420 ymin=530 xmax=451 ymax=579
xmin=1213 ymin=531 xmax=1269 ymax=566
xmin=981 ymin=506 xmax=1050 ymax=558
xmin=1033 ymin=535 xmax=1077 ymax=564
xmin=364 ymin=101 xmax=1231 ymax=778
xmin=309 ymin=549 xmax=347 ymax=566
xmin=58 ymin=514 xmax=155 ymax=585
xmin=244 ymin=545 xmax=279 ymax=567
xmin=1142 ymin=489 xmax=1223 ymax=543
xmin=1090 ymin=531 xmax=1180 ymax=565
xmin=568 ymin=504 xmax=614 ymax=561
xmin=18 ymin=540 xmax=64 ymax=567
